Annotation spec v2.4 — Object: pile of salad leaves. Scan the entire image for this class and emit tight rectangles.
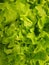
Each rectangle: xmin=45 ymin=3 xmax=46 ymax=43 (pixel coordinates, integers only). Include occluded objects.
xmin=0 ymin=0 xmax=49 ymax=65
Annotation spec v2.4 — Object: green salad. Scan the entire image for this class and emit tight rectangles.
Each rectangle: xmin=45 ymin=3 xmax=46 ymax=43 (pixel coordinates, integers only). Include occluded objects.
xmin=0 ymin=0 xmax=49 ymax=65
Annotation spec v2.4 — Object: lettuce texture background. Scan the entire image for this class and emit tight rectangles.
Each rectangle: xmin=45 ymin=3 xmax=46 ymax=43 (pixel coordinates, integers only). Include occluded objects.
xmin=0 ymin=0 xmax=49 ymax=65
